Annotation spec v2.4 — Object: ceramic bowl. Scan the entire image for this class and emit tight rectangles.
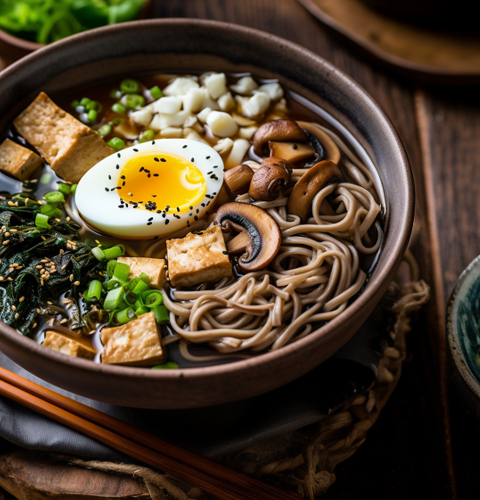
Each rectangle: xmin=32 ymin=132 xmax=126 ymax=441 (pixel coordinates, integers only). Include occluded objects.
xmin=447 ymin=255 xmax=480 ymax=401
xmin=0 ymin=19 xmax=414 ymax=409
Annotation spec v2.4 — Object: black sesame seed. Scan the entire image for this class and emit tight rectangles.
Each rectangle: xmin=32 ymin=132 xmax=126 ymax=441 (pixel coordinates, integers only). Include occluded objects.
xmin=147 ymin=222 xmax=152 ymax=225
xmin=292 ymin=144 xmax=298 ymax=150
xmin=133 ymin=148 xmax=138 ymax=152
xmin=116 ymin=164 xmax=120 ymax=169
xmin=160 ymin=158 xmax=166 ymax=162
xmin=213 ymin=165 xmax=218 ymax=168
xmin=105 ymin=187 xmax=109 ymax=192
xmin=152 ymin=195 xmax=157 ymax=197
xmin=206 ymin=156 xmax=210 ymax=159
xmin=182 ymin=145 xmax=187 ymax=149
xmin=222 ymin=251 xmax=228 ymax=255
xmin=148 ymin=217 xmax=153 ymax=221
xmin=154 ymin=157 xmax=159 ymax=162
xmin=196 ymin=209 xmax=199 ymax=214
xmin=194 ymin=216 xmax=198 ymax=221
xmin=154 ymin=236 xmax=159 ymax=240
xmin=207 ymin=171 xmax=212 ymax=175
xmin=206 ymin=201 xmax=211 ymax=206
xmin=191 ymin=157 xmax=194 ymax=162
xmin=157 ymin=210 xmax=162 ymax=214
xmin=165 ymin=219 xmax=170 ymax=225
xmin=154 ymin=173 xmax=159 ymax=177
xmin=177 ymin=207 xmax=180 ymax=212
xmin=148 ymin=174 xmax=151 ymax=178
xmin=121 ymin=175 xmax=125 ymax=179
xmin=189 ymin=213 xmax=193 ymax=216
xmin=187 ymin=221 xmax=190 ymax=226
xmin=189 ymin=206 xmax=193 ymax=209
xmin=117 ymin=153 xmax=121 ymax=158
xmin=201 ymin=203 xmax=205 ymax=207
xmin=108 ymin=175 xmax=111 ymax=180
xmin=213 ymin=192 xmax=217 ymax=195
xmin=122 ymin=181 xmax=125 ymax=186
xmin=152 ymin=140 xmax=155 ymax=145
xmin=118 ymin=205 xmax=124 ymax=208
xmin=162 ymin=213 xmax=166 ymax=218
xmin=140 ymin=167 xmax=144 ymax=172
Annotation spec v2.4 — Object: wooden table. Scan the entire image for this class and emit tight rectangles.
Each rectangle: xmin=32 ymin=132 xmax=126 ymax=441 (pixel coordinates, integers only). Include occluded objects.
xmin=1 ymin=1 xmax=478 ymax=498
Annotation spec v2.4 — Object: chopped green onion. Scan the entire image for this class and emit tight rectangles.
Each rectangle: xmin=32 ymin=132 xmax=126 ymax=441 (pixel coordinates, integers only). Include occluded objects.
xmin=86 ymin=280 xmax=102 ymax=302
xmin=110 ymin=88 xmax=122 ymax=99
xmin=139 ymin=129 xmax=155 ymax=143
xmin=104 ymin=287 xmax=124 ymax=310
xmin=138 ymin=272 xmax=150 ymax=283
xmin=132 ymin=280 xmax=149 ymax=295
xmin=143 ymin=292 xmax=163 ymax=308
xmin=98 ymin=124 xmax=112 ymax=137
xmin=135 ymin=306 xmax=149 ymax=317
xmin=115 ymin=307 xmax=136 ymax=325
xmin=106 ymin=278 xmax=124 ymax=290
xmin=87 ymin=109 xmax=98 ymax=123
xmin=71 ymin=100 xmax=79 ymax=108
xmin=86 ymin=100 xmax=101 ymax=112
xmin=112 ymin=117 xmax=125 ymax=125
xmin=92 ymin=246 xmax=106 ymax=261
xmin=44 ymin=191 xmax=64 ymax=203
xmin=124 ymin=291 xmax=137 ymax=306
xmin=150 ymin=85 xmax=162 ymax=100
xmin=111 ymin=103 xmax=127 ymax=114
xmin=40 ymin=173 xmax=52 ymax=184
xmin=113 ymin=261 xmax=130 ymax=282
xmin=35 ymin=213 xmax=51 ymax=229
xmin=40 ymin=204 xmax=61 ymax=217
xmin=120 ymin=79 xmax=139 ymax=94
xmin=152 ymin=304 xmax=169 ymax=324
xmin=106 ymin=259 xmax=117 ymax=278
xmin=107 ymin=137 xmax=125 ymax=150
xmin=79 ymin=97 xmax=90 ymax=106
xmin=125 ymin=94 xmax=145 ymax=109
xmin=152 ymin=362 xmax=179 ymax=370
xmin=71 ymin=184 xmax=78 ymax=195
xmin=57 ymin=183 xmax=71 ymax=195
xmin=127 ymin=277 xmax=141 ymax=291
xmin=103 ymin=245 xmax=124 ymax=260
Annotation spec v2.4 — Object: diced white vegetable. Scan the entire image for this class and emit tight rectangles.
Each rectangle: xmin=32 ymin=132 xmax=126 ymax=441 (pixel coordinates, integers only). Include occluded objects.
xmin=225 ymin=139 xmax=250 ymax=169
xmin=206 ymin=111 xmax=239 ymax=138
xmin=192 ymin=121 xmax=205 ymax=134
xmin=213 ymin=138 xmax=234 ymax=155
xmin=153 ymin=96 xmax=182 ymax=114
xmin=149 ymin=111 xmax=193 ymax=131
xmin=273 ymin=98 xmax=288 ymax=113
xmin=183 ymin=114 xmax=198 ymax=128
xmin=183 ymin=88 xmax=205 ymax=113
xmin=231 ymin=111 xmax=257 ymax=127
xmin=238 ymin=126 xmax=259 ymax=140
xmin=204 ymin=73 xmax=228 ymax=99
xmin=200 ymin=88 xmax=220 ymax=111
xmin=183 ymin=128 xmax=209 ymax=144
xmin=241 ymin=92 xmax=270 ymax=118
xmin=230 ymin=76 xmax=259 ymax=95
xmin=130 ymin=107 xmax=153 ymax=127
xmin=199 ymin=71 xmax=215 ymax=85
xmin=160 ymin=127 xmax=183 ymax=138
xmin=163 ymin=77 xmax=199 ymax=96
xmin=197 ymin=107 xmax=213 ymax=124
xmin=257 ymin=82 xmax=284 ymax=101
xmin=217 ymin=92 xmax=235 ymax=112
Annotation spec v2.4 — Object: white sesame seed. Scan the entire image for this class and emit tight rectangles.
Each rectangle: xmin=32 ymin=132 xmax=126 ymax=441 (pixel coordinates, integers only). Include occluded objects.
xmin=69 ymin=274 xmax=74 ymax=281
xmin=19 ymin=296 xmax=25 ymax=302
xmin=11 ymin=305 xmax=16 ymax=311
xmin=73 ymin=281 xmax=80 ymax=286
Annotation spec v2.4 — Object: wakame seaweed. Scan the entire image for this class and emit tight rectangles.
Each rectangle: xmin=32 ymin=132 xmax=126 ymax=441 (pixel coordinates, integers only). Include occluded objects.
xmin=0 ymin=199 xmax=107 ymax=337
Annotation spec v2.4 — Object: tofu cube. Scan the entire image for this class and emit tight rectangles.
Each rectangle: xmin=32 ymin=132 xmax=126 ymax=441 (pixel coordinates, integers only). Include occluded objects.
xmin=43 ymin=331 xmax=96 ymax=360
xmin=13 ymin=92 xmax=114 ymax=183
xmin=117 ymin=256 xmax=167 ymax=289
xmin=166 ymin=225 xmax=233 ymax=287
xmin=0 ymin=138 xmax=43 ymax=181
xmin=101 ymin=311 xmax=165 ymax=366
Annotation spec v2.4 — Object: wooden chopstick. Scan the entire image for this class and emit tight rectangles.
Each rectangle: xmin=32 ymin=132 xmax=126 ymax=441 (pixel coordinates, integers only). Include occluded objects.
xmin=0 ymin=367 xmax=299 ymax=500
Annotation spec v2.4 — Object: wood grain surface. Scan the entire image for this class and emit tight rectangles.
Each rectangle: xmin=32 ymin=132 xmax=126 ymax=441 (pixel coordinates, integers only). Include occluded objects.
xmin=1 ymin=0 xmax=477 ymax=498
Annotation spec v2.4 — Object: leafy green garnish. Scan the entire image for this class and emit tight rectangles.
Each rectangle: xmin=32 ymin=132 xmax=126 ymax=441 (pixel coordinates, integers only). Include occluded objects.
xmin=0 ymin=0 xmax=146 ymax=44
xmin=0 ymin=199 xmax=107 ymax=336
xmin=152 ymin=362 xmax=179 ymax=370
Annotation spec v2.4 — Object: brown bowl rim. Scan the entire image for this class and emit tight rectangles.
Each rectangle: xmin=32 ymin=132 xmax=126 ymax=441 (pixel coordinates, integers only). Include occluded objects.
xmin=0 ymin=18 xmax=414 ymax=386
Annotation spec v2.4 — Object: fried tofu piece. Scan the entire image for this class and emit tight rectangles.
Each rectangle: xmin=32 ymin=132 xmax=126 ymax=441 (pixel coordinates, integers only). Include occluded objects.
xmin=0 ymin=138 xmax=43 ymax=181
xmin=117 ymin=256 xmax=167 ymax=289
xmin=43 ymin=331 xmax=96 ymax=360
xmin=13 ymin=92 xmax=114 ymax=183
xmin=166 ymin=225 xmax=232 ymax=287
xmin=101 ymin=311 xmax=164 ymax=366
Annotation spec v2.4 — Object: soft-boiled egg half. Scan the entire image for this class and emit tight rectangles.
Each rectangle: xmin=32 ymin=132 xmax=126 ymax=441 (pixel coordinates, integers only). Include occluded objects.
xmin=75 ymin=139 xmax=224 ymax=238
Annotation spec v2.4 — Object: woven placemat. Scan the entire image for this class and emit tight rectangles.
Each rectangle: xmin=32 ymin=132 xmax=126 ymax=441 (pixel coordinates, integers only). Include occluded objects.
xmin=0 ymin=259 xmax=429 ymax=500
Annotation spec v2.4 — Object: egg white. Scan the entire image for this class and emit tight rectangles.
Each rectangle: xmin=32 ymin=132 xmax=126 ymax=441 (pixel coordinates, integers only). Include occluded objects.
xmin=75 ymin=138 xmax=224 ymax=238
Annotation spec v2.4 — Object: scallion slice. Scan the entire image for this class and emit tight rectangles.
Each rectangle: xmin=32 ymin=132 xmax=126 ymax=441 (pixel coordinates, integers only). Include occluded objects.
xmin=86 ymin=280 xmax=103 ymax=302
xmin=139 ymin=129 xmax=154 ymax=143
xmin=152 ymin=362 xmax=178 ymax=370
xmin=44 ymin=191 xmax=64 ymax=203
xmin=104 ymin=287 xmax=124 ymax=310
xmin=97 ymin=124 xmax=112 ymax=137
xmin=107 ymin=137 xmax=125 ymax=150
xmin=111 ymin=103 xmax=127 ymax=114
xmin=142 ymin=290 xmax=163 ymax=308
xmin=132 ymin=280 xmax=149 ymax=295
xmin=124 ymin=291 xmax=137 ymax=306
xmin=35 ymin=213 xmax=50 ymax=229
xmin=150 ymin=85 xmax=162 ymax=100
xmin=91 ymin=246 xmax=106 ymax=261
xmin=79 ymin=97 xmax=90 ymax=106
xmin=125 ymin=94 xmax=145 ymax=109
xmin=113 ymin=261 xmax=130 ymax=282
xmin=106 ymin=259 xmax=117 ymax=278
xmin=120 ymin=79 xmax=139 ymax=94
xmin=57 ymin=183 xmax=71 ymax=195
xmin=152 ymin=304 xmax=169 ymax=324
xmin=103 ymin=245 xmax=124 ymax=260
xmin=110 ymin=88 xmax=122 ymax=99
xmin=71 ymin=184 xmax=78 ymax=195
xmin=87 ymin=109 xmax=98 ymax=123
xmin=115 ymin=307 xmax=136 ymax=325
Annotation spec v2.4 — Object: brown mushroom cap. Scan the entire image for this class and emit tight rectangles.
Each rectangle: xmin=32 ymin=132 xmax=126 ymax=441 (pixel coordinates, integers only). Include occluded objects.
xmin=288 ymin=160 xmax=342 ymax=222
xmin=249 ymin=157 xmax=292 ymax=201
xmin=297 ymin=121 xmax=342 ymax=165
xmin=214 ymin=202 xmax=281 ymax=272
xmin=252 ymin=119 xmax=308 ymax=157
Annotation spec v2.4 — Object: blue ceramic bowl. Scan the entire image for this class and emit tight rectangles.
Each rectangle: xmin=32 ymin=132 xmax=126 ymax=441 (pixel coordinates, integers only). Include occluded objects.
xmin=447 ymin=254 xmax=480 ymax=400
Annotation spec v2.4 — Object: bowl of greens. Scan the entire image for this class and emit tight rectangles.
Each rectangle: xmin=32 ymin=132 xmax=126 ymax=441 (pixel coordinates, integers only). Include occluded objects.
xmin=0 ymin=0 xmax=150 ymax=52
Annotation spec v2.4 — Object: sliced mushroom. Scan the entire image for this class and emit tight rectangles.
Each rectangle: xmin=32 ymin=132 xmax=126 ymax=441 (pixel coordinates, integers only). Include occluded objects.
xmin=288 ymin=160 xmax=342 ymax=222
xmin=268 ymin=141 xmax=316 ymax=165
xmin=249 ymin=157 xmax=292 ymax=201
xmin=214 ymin=202 xmax=281 ymax=271
xmin=224 ymin=164 xmax=255 ymax=195
xmin=297 ymin=121 xmax=341 ymax=165
xmin=252 ymin=119 xmax=308 ymax=157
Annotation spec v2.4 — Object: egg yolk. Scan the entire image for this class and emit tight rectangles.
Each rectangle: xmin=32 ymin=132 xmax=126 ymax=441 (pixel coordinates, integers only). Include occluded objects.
xmin=119 ymin=152 xmax=206 ymax=213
